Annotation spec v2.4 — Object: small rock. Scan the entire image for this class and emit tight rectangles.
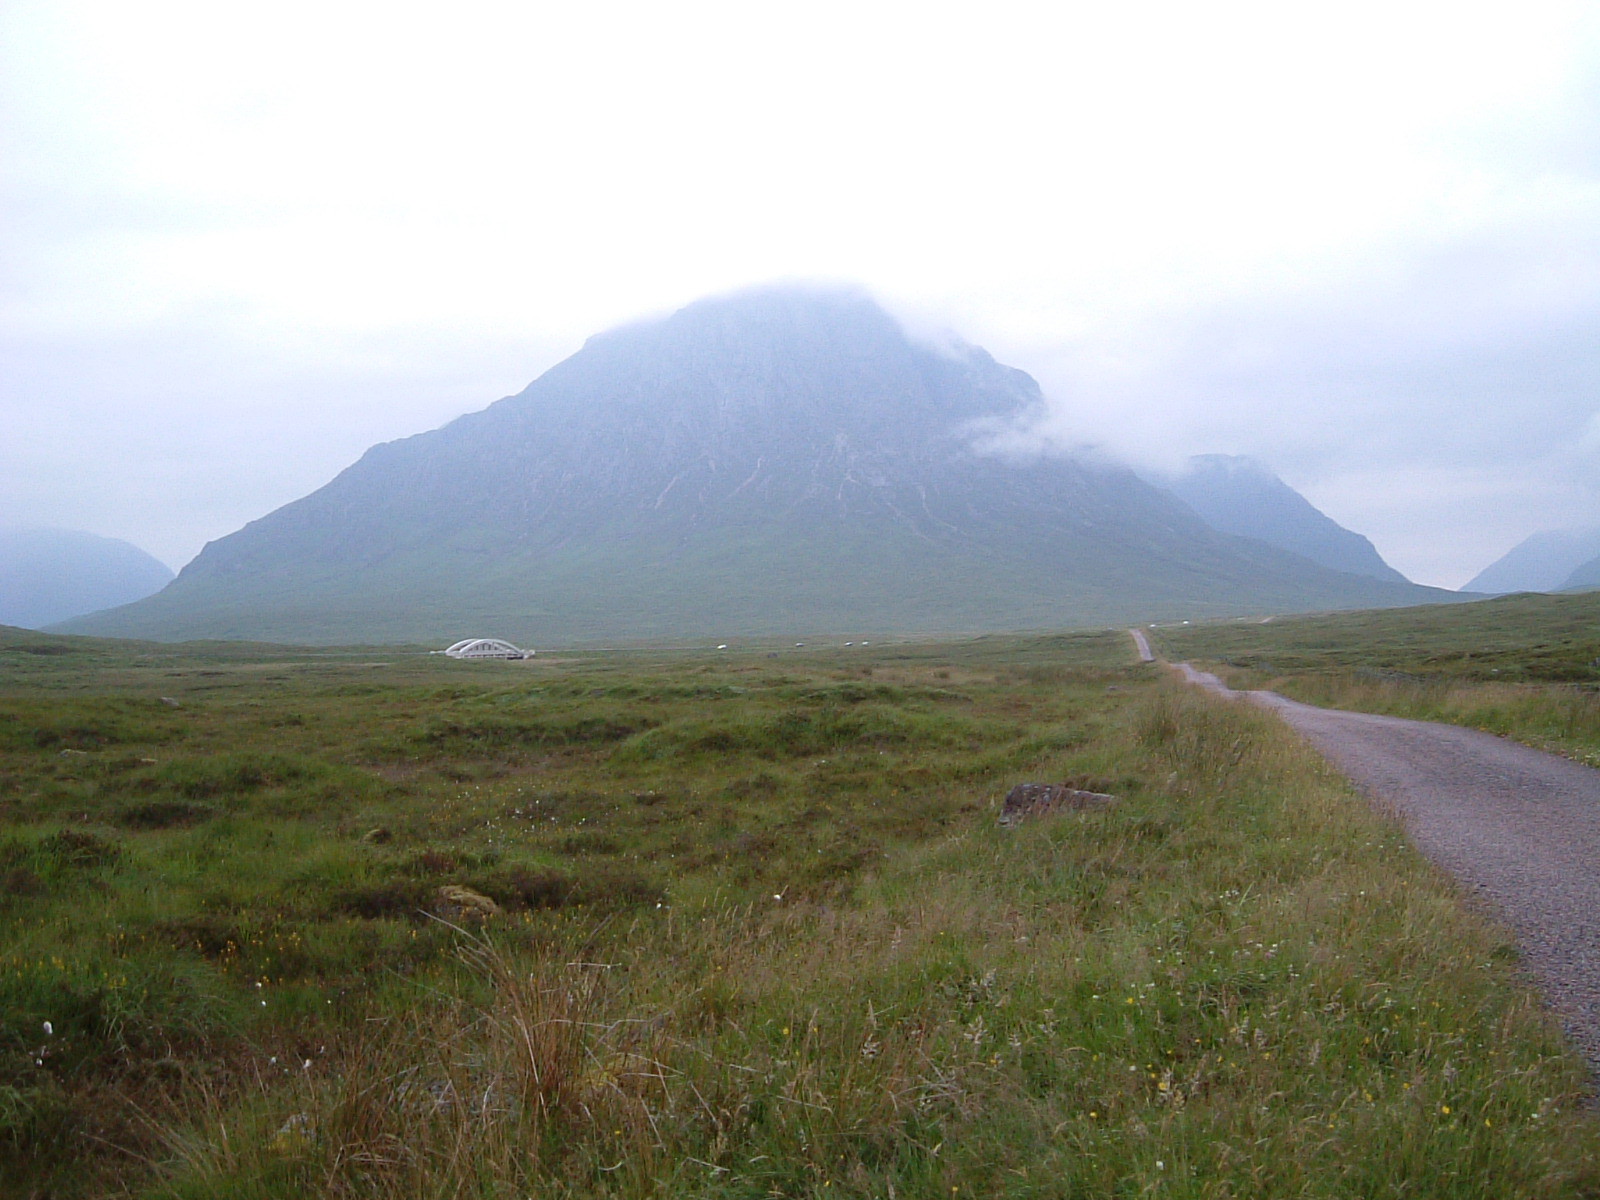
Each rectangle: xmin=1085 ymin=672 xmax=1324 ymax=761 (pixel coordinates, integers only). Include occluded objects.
xmin=270 ymin=1112 xmax=314 ymax=1155
xmin=999 ymin=783 xmax=1117 ymax=828
xmin=434 ymin=885 xmax=500 ymax=922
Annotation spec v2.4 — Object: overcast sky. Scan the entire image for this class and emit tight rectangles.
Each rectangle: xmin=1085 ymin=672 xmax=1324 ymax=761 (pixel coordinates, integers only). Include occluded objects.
xmin=4 ymin=0 xmax=1599 ymax=587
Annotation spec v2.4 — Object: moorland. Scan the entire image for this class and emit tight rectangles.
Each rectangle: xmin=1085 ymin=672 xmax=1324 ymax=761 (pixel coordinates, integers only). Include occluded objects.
xmin=3 ymin=617 xmax=1599 ymax=1197
xmin=1154 ymin=590 xmax=1600 ymax=767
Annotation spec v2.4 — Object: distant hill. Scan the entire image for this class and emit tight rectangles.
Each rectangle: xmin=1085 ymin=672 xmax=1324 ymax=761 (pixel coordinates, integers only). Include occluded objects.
xmin=0 ymin=527 xmax=174 ymax=629
xmin=1152 ymin=455 xmax=1409 ymax=584
xmin=61 ymin=286 xmax=1455 ymax=645
xmin=1464 ymin=527 xmax=1600 ymax=594
xmin=1558 ymin=550 xmax=1600 ymax=591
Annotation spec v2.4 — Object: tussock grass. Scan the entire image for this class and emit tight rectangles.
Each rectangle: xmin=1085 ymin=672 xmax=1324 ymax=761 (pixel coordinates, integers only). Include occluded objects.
xmin=2 ymin=629 xmax=1598 ymax=1195
xmin=1253 ymin=674 xmax=1600 ymax=766
xmin=1157 ymin=592 xmax=1600 ymax=764
xmin=148 ymin=692 xmax=1600 ymax=1196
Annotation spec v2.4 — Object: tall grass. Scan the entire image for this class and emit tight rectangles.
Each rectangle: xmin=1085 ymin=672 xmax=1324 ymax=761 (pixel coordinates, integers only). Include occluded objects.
xmin=5 ymin=629 xmax=1599 ymax=1196
xmin=1266 ymin=673 xmax=1600 ymax=766
xmin=1152 ymin=592 xmax=1600 ymax=763
xmin=139 ymin=683 xmax=1600 ymax=1198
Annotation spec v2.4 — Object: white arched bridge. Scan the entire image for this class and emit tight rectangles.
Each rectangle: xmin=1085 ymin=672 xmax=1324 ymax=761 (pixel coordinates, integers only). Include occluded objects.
xmin=440 ymin=638 xmax=533 ymax=660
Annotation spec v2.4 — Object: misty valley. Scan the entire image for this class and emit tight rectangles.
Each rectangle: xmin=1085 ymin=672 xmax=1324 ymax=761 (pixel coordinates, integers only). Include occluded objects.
xmin=9 ymin=0 xmax=1600 ymax=1193
xmin=6 ymin=291 xmax=1600 ymax=1197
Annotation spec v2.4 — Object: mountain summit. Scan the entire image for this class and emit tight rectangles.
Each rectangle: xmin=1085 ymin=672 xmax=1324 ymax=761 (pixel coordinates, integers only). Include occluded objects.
xmin=64 ymin=286 xmax=1450 ymax=644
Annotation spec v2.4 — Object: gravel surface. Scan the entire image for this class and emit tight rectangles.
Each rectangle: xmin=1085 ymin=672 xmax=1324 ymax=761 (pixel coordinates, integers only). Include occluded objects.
xmin=1129 ymin=628 xmax=1155 ymax=662
xmin=1174 ymin=662 xmax=1600 ymax=1076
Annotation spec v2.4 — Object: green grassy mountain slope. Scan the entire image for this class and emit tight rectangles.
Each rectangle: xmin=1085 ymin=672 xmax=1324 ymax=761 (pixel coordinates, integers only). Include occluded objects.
xmin=61 ymin=287 xmax=1455 ymax=644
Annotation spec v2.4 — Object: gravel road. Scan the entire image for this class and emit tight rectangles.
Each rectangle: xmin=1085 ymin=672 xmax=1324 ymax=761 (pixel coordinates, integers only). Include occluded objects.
xmin=1173 ymin=662 xmax=1600 ymax=1076
xmin=1129 ymin=628 xmax=1154 ymax=662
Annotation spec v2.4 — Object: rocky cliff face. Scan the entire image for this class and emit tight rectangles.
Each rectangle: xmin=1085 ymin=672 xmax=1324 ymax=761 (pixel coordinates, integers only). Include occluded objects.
xmin=64 ymin=286 xmax=1451 ymax=644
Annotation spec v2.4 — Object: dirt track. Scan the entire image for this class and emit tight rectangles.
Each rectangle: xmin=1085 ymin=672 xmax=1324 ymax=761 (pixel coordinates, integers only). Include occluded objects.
xmin=1129 ymin=628 xmax=1155 ymax=662
xmin=1174 ymin=662 xmax=1600 ymax=1076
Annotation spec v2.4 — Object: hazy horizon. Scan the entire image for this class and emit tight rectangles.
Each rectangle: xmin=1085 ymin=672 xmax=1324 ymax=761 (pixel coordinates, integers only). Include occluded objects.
xmin=6 ymin=1 xmax=1600 ymax=588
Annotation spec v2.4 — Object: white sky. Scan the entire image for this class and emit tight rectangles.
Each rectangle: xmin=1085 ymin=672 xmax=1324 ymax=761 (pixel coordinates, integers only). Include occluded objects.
xmin=4 ymin=0 xmax=1600 ymax=586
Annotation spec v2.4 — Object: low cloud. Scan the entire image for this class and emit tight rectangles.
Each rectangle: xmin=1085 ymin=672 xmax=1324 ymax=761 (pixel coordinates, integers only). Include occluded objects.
xmin=965 ymin=214 xmax=1600 ymax=587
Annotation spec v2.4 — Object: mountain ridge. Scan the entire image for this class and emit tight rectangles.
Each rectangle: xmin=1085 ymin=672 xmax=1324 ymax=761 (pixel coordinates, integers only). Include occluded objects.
xmin=1558 ymin=550 xmax=1600 ymax=591
xmin=1151 ymin=455 xmax=1409 ymax=584
xmin=1465 ymin=527 xmax=1600 ymax=594
xmin=61 ymin=286 xmax=1456 ymax=645
xmin=0 ymin=527 xmax=174 ymax=629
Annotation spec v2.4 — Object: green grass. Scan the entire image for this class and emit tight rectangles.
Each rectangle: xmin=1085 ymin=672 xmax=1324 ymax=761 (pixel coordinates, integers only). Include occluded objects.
xmin=2 ymin=623 xmax=1597 ymax=1196
xmin=1151 ymin=592 xmax=1600 ymax=682
xmin=1153 ymin=592 xmax=1600 ymax=765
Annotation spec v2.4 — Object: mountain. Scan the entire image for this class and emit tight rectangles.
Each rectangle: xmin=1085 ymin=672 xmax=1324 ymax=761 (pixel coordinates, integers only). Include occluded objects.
xmin=1465 ymin=527 xmax=1600 ymax=594
xmin=1151 ymin=455 xmax=1409 ymax=584
xmin=0 ymin=527 xmax=174 ymax=629
xmin=60 ymin=287 xmax=1454 ymax=645
xmin=1558 ymin=550 xmax=1600 ymax=591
